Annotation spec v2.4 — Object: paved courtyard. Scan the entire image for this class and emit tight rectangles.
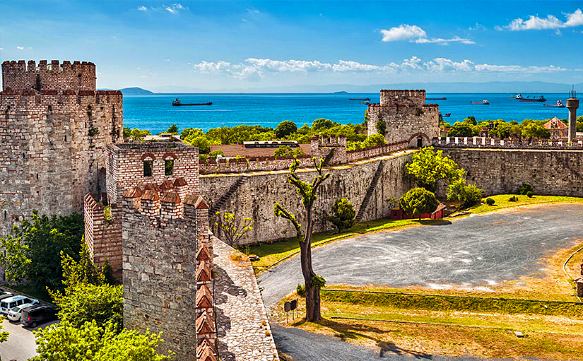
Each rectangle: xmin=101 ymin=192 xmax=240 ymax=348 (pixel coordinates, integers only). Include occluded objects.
xmin=260 ymin=203 xmax=583 ymax=360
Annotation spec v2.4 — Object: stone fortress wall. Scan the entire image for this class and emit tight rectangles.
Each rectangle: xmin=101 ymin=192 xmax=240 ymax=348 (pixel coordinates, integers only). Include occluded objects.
xmin=0 ymin=60 xmax=122 ymax=235
xmin=201 ymin=151 xmax=414 ymax=244
xmin=440 ymin=147 xmax=583 ymax=197
xmin=367 ymin=89 xmax=440 ymax=146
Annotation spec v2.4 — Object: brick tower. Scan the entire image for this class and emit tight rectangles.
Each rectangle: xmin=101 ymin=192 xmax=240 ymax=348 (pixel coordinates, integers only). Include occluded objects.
xmin=0 ymin=60 xmax=123 ymax=235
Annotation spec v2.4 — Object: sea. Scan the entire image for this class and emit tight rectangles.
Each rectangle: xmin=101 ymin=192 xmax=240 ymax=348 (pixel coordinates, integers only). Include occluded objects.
xmin=123 ymin=93 xmax=573 ymax=134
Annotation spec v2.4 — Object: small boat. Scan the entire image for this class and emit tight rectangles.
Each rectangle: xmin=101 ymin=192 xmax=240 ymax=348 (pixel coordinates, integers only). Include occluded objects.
xmin=172 ymin=98 xmax=212 ymax=106
xmin=427 ymin=97 xmax=447 ymax=100
xmin=471 ymin=99 xmax=490 ymax=105
xmin=544 ymin=100 xmax=565 ymax=108
xmin=514 ymin=94 xmax=546 ymax=102
xmin=444 ymin=113 xmax=451 ymax=117
xmin=349 ymin=97 xmax=371 ymax=101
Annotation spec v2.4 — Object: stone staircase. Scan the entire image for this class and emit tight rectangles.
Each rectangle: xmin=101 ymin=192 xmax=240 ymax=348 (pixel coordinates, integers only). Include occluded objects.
xmin=355 ymin=161 xmax=384 ymax=222
xmin=209 ymin=176 xmax=247 ymax=215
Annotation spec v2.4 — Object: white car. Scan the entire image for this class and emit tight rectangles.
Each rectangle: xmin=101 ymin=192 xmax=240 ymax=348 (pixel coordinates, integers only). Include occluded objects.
xmin=0 ymin=295 xmax=38 ymax=315
xmin=6 ymin=303 xmax=37 ymax=322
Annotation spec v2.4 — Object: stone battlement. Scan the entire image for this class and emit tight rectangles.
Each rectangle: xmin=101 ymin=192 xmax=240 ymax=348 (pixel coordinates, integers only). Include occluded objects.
xmin=2 ymin=60 xmax=96 ymax=92
xmin=433 ymin=136 xmax=583 ymax=149
xmin=379 ymin=89 xmax=426 ymax=107
xmin=121 ymin=180 xmax=200 ymax=228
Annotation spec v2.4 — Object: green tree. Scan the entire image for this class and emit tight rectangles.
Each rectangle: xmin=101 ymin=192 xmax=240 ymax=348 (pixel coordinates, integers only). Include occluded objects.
xmin=312 ymin=118 xmax=339 ymax=131
xmin=405 ymin=147 xmax=465 ymax=191
xmin=327 ymin=198 xmax=355 ymax=232
xmin=50 ymin=244 xmax=123 ymax=329
xmin=399 ymin=188 xmax=438 ymax=220
xmin=274 ymin=145 xmax=305 ymax=159
xmin=448 ymin=122 xmax=475 ymax=137
xmin=375 ymin=118 xmax=386 ymax=135
xmin=32 ymin=320 xmax=169 ymax=361
xmin=463 ymin=116 xmax=477 ymax=125
xmin=214 ymin=211 xmax=253 ymax=246
xmin=0 ymin=317 xmax=8 ymax=343
xmin=521 ymin=122 xmax=550 ymax=140
xmin=183 ymin=134 xmax=211 ymax=154
xmin=275 ymin=120 xmax=298 ymax=138
xmin=447 ymin=179 xmax=483 ymax=208
xmin=166 ymin=124 xmax=179 ymax=134
xmin=274 ymin=158 xmax=330 ymax=322
xmin=0 ymin=212 xmax=83 ymax=295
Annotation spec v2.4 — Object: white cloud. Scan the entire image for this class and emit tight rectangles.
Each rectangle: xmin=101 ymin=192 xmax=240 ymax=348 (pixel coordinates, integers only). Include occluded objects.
xmin=16 ymin=46 xmax=24 ymax=50
xmin=415 ymin=36 xmax=475 ymax=45
xmin=165 ymin=3 xmax=184 ymax=14
xmin=380 ymin=24 xmax=474 ymax=45
xmin=137 ymin=5 xmax=148 ymax=12
xmin=381 ymin=24 xmax=426 ymax=42
xmin=193 ymin=57 xmax=566 ymax=79
xmin=502 ymin=8 xmax=583 ymax=31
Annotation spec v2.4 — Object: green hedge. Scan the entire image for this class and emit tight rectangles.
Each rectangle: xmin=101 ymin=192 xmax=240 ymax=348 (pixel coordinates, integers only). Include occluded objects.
xmin=322 ymin=289 xmax=583 ymax=318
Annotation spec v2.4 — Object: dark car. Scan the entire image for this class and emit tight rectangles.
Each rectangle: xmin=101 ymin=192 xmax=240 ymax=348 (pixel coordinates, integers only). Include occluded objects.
xmin=21 ymin=305 xmax=57 ymax=327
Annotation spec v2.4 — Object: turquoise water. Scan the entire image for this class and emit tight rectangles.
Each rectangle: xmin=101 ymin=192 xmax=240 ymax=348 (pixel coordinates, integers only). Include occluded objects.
xmin=123 ymin=93 xmax=573 ymax=134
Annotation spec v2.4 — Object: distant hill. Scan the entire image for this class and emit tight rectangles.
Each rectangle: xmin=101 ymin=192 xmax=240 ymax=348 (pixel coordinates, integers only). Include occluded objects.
xmin=120 ymin=87 xmax=154 ymax=95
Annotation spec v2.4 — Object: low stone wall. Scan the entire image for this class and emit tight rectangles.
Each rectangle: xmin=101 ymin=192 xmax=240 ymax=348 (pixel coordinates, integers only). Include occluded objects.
xmin=346 ymin=141 xmax=409 ymax=162
xmin=213 ymin=237 xmax=279 ymax=361
xmin=199 ymin=156 xmax=313 ymax=175
xmin=441 ymin=148 xmax=583 ymax=196
xmin=434 ymin=136 xmax=583 ymax=149
xmin=200 ymin=151 xmax=414 ymax=244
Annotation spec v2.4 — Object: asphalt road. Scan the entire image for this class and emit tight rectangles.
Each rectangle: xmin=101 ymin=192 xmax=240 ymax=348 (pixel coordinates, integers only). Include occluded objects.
xmin=260 ymin=204 xmax=583 ymax=360
xmin=1 ymin=319 xmax=38 ymax=361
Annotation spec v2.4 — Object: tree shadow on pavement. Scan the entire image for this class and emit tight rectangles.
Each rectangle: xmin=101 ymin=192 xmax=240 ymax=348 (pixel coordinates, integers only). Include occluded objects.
xmin=300 ymin=318 xmax=433 ymax=359
xmin=419 ymin=219 xmax=452 ymax=226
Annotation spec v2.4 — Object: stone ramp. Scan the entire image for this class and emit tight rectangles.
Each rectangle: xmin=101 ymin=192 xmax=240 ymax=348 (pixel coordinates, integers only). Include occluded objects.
xmin=213 ymin=237 xmax=279 ymax=361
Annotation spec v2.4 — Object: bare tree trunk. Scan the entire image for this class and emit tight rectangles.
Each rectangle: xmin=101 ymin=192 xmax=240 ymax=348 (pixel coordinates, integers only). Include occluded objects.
xmin=302 ymin=207 xmax=321 ymax=322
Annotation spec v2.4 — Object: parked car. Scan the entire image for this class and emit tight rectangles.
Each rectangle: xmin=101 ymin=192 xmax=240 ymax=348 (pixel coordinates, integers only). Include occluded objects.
xmin=6 ymin=302 xmax=37 ymax=322
xmin=0 ymin=295 xmax=38 ymax=314
xmin=21 ymin=305 xmax=57 ymax=327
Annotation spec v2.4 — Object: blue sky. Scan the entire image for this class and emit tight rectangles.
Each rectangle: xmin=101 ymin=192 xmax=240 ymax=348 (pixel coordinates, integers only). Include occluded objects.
xmin=0 ymin=0 xmax=582 ymax=91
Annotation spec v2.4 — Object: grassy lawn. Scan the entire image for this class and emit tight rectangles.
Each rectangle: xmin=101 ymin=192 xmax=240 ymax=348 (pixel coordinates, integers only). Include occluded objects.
xmin=274 ymin=284 xmax=583 ymax=360
xmin=246 ymin=194 xmax=583 ymax=274
xmin=272 ymin=240 xmax=583 ymax=360
xmin=468 ymin=194 xmax=583 ymax=215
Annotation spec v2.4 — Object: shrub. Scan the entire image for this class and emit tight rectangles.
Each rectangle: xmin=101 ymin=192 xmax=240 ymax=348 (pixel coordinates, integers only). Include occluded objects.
xmin=486 ymin=197 xmax=495 ymax=206
xmin=517 ymin=183 xmax=534 ymax=195
xmin=274 ymin=145 xmax=304 ymax=159
xmin=399 ymin=188 xmax=438 ymax=219
xmin=327 ymin=198 xmax=356 ymax=232
xmin=375 ymin=118 xmax=386 ymax=135
xmin=526 ymin=191 xmax=534 ymax=198
xmin=447 ymin=179 xmax=483 ymax=208
xmin=296 ymin=284 xmax=306 ymax=297
xmin=508 ymin=196 xmax=518 ymax=202
xmin=275 ymin=120 xmax=298 ymax=138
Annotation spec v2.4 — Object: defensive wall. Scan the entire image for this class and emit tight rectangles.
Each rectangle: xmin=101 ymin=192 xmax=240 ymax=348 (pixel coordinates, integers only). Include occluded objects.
xmin=200 ymin=150 xmax=415 ymax=244
xmin=438 ymin=146 xmax=583 ymax=197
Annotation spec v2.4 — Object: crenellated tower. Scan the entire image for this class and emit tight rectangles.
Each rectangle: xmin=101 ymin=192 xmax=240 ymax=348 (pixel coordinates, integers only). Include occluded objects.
xmin=0 ymin=60 xmax=123 ymax=235
xmin=367 ymin=89 xmax=440 ymax=147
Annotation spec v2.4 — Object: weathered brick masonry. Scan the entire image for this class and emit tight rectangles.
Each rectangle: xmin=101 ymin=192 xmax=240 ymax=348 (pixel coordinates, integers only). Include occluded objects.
xmin=201 ymin=151 xmax=415 ymax=244
xmin=0 ymin=60 xmax=122 ymax=235
xmin=441 ymin=148 xmax=583 ymax=196
xmin=367 ymin=90 xmax=440 ymax=146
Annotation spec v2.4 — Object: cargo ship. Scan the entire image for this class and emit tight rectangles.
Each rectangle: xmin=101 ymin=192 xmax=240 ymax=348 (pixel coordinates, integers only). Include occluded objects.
xmin=172 ymin=98 xmax=212 ymax=106
xmin=514 ymin=94 xmax=546 ymax=102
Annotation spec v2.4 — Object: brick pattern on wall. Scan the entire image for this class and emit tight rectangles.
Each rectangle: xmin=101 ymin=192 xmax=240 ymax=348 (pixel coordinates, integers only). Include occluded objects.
xmin=0 ymin=83 xmax=123 ymax=235
xmin=367 ymin=89 xmax=440 ymax=146
xmin=2 ymin=60 xmax=96 ymax=92
xmin=442 ymin=148 xmax=583 ymax=196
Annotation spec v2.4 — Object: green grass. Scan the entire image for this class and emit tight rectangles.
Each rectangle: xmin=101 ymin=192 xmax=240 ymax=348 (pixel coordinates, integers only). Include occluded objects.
xmin=468 ymin=194 xmax=583 ymax=215
xmin=321 ymin=289 xmax=583 ymax=318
